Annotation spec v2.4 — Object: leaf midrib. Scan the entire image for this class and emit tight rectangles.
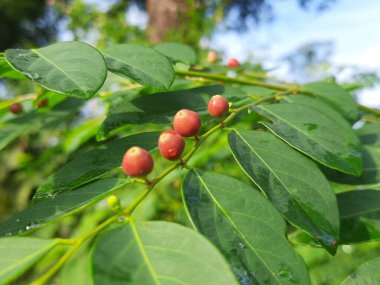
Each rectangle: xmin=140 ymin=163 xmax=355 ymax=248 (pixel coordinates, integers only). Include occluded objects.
xmin=234 ymin=131 xmax=332 ymax=239
xmin=31 ymin=49 xmax=85 ymax=95
xmin=130 ymin=221 xmax=161 ymax=285
xmin=193 ymin=169 xmax=282 ymax=284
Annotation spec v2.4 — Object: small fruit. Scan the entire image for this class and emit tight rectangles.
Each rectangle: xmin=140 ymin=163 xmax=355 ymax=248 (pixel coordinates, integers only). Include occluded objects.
xmin=207 ymin=51 xmax=218 ymax=63
xmin=227 ymin=58 xmax=240 ymax=68
xmin=208 ymin=95 xmax=229 ymax=117
xmin=37 ymin=98 xmax=48 ymax=108
xmin=122 ymin=146 xmax=154 ymax=177
xmin=158 ymin=130 xmax=185 ymax=160
xmin=173 ymin=109 xmax=201 ymax=137
xmin=9 ymin=102 xmax=23 ymax=114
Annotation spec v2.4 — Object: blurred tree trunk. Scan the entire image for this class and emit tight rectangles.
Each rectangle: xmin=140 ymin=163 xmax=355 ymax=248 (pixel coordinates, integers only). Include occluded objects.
xmin=146 ymin=0 xmax=201 ymax=44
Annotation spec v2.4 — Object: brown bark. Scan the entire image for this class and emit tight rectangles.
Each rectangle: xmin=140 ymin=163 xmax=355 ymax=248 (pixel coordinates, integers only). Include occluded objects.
xmin=146 ymin=0 xmax=192 ymax=43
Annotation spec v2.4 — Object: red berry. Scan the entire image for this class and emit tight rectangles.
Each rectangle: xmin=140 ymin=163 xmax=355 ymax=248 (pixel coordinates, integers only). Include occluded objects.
xmin=207 ymin=51 xmax=218 ymax=63
xmin=37 ymin=98 xmax=48 ymax=108
xmin=227 ymin=58 xmax=240 ymax=68
xmin=122 ymin=146 xmax=154 ymax=177
xmin=158 ymin=130 xmax=185 ymax=160
xmin=208 ymin=95 xmax=229 ymax=117
xmin=9 ymin=102 xmax=23 ymax=114
xmin=173 ymin=109 xmax=201 ymax=137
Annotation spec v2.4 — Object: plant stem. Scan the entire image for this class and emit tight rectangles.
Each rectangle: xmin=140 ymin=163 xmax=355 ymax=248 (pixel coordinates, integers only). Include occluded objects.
xmin=31 ymin=216 xmax=118 ymax=285
xmin=176 ymin=70 xmax=292 ymax=91
xmin=358 ymin=104 xmax=380 ymax=116
xmin=29 ymin=91 xmax=288 ymax=284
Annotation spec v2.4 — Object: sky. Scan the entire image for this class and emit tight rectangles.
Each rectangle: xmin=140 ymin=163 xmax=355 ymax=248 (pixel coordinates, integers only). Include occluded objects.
xmin=72 ymin=0 xmax=380 ymax=107
xmin=209 ymin=0 xmax=380 ymax=106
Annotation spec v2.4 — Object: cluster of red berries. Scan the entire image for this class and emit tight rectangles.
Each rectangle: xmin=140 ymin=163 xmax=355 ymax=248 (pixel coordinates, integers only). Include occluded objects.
xmin=122 ymin=95 xmax=229 ymax=178
xmin=8 ymin=98 xmax=48 ymax=115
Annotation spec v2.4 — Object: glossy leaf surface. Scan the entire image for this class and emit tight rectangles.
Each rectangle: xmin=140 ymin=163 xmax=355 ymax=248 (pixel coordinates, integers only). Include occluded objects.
xmin=5 ymin=41 xmax=107 ymax=98
xmin=302 ymin=82 xmax=359 ymax=122
xmin=228 ymin=130 xmax=340 ymax=253
xmin=183 ymin=169 xmax=310 ymax=285
xmin=338 ymin=190 xmax=380 ymax=243
xmin=0 ymin=179 xmax=127 ymax=236
xmin=154 ymin=42 xmax=196 ymax=65
xmin=256 ymin=103 xmax=362 ymax=176
xmin=103 ymin=44 xmax=175 ymax=89
xmin=34 ymin=132 xmax=159 ymax=201
xmin=92 ymin=221 xmax=238 ymax=285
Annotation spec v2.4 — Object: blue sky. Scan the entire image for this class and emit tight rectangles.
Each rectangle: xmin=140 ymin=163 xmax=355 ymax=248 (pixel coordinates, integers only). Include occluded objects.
xmin=208 ymin=0 xmax=380 ymax=106
xmin=78 ymin=0 xmax=380 ymax=106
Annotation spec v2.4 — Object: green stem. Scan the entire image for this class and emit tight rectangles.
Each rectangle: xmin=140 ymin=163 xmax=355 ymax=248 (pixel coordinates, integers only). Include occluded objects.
xmin=31 ymin=216 xmax=118 ymax=285
xmin=29 ymin=91 xmax=287 ymax=284
xmin=176 ymin=70 xmax=292 ymax=91
xmin=358 ymin=104 xmax=380 ymax=116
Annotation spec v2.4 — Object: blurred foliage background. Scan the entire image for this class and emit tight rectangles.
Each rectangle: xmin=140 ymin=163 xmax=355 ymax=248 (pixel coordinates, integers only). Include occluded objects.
xmin=1 ymin=0 xmax=380 ymax=284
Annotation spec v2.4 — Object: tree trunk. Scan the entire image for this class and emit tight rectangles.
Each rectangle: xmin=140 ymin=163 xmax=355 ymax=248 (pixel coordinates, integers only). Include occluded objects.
xmin=146 ymin=0 xmax=190 ymax=43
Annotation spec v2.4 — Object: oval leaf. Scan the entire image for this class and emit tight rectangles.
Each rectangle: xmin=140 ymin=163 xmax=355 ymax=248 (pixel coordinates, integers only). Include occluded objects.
xmin=302 ymin=82 xmax=359 ymax=123
xmin=5 ymin=41 xmax=107 ymax=98
xmin=338 ymin=190 xmax=380 ymax=244
xmin=154 ymin=42 xmax=196 ymax=65
xmin=228 ymin=130 xmax=340 ymax=253
xmin=0 ymin=237 xmax=57 ymax=284
xmin=34 ymin=131 xmax=159 ymax=201
xmin=182 ymin=169 xmax=310 ymax=285
xmin=103 ymin=44 xmax=175 ymax=89
xmin=91 ymin=221 xmax=239 ymax=285
xmin=256 ymin=103 xmax=362 ymax=176
xmin=341 ymin=257 xmax=380 ymax=285
xmin=0 ymin=178 xmax=127 ymax=237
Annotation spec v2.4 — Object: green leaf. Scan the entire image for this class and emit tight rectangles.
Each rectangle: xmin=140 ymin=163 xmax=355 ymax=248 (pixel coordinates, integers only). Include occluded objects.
xmin=356 ymin=122 xmax=380 ymax=147
xmin=0 ymin=178 xmax=127 ymax=236
xmin=99 ymin=85 xmax=245 ymax=139
xmin=182 ymin=169 xmax=310 ymax=285
xmin=0 ymin=237 xmax=57 ymax=284
xmin=338 ymin=190 xmax=380 ymax=244
xmin=103 ymin=44 xmax=175 ymax=89
xmin=0 ymin=57 xmax=24 ymax=79
xmin=256 ymin=102 xmax=362 ymax=176
xmin=283 ymin=95 xmax=352 ymax=128
xmin=5 ymin=41 xmax=107 ymax=98
xmin=341 ymin=257 xmax=380 ymax=285
xmin=154 ymin=42 xmax=196 ymax=65
xmin=34 ymin=132 xmax=159 ymax=201
xmin=91 ymin=221 xmax=239 ymax=285
xmin=228 ymin=130 xmax=340 ymax=253
xmin=302 ymin=82 xmax=359 ymax=122
xmin=325 ymin=146 xmax=380 ymax=185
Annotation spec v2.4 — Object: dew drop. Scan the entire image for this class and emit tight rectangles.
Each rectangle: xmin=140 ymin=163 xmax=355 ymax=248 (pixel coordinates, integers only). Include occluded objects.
xmin=5 ymin=232 xmax=12 ymax=237
xmin=277 ymin=264 xmax=299 ymax=284
xmin=117 ymin=216 xmax=125 ymax=223
xmin=15 ymin=218 xmax=20 ymax=222
xmin=238 ymin=242 xmax=246 ymax=249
